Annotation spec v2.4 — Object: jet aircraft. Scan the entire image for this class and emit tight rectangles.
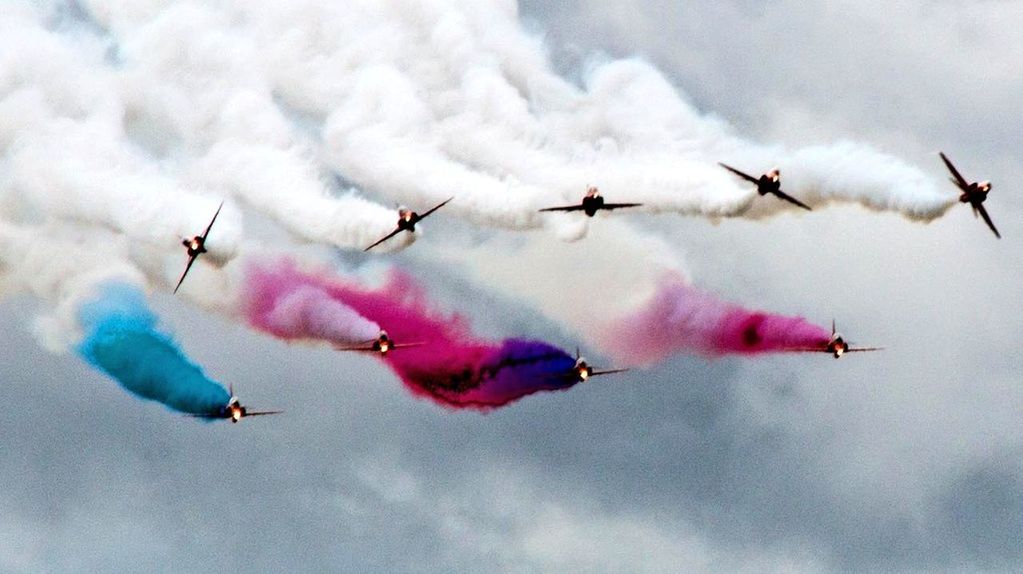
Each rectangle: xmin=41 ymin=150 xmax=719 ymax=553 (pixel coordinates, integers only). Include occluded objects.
xmin=174 ymin=201 xmax=223 ymax=294
xmin=552 ymin=348 xmax=629 ymax=382
xmin=185 ymin=385 xmax=282 ymax=423
xmin=538 ymin=186 xmax=642 ymax=217
xmin=797 ymin=321 xmax=883 ymax=358
xmin=718 ymin=163 xmax=812 ymax=211
xmin=364 ymin=197 xmax=454 ymax=252
xmin=939 ymin=152 xmax=1000 ymax=238
xmin=334 ymin=330 xmax=424 ymax=356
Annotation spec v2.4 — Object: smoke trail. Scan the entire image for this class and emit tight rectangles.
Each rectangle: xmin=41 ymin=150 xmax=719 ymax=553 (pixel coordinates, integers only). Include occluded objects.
xmin=98 ymin=1 xmax=401 ymax=250
xmin=244 ymin=261 xmax=579 ymax=409
xmin=76 ymin=282 xmax=229 ymax=415
xmin=429 ymin=221 xmax=831 ymax=364
xmin=245 ymin=267 xmax=381 ymax=345
xmin=0 ymin=1 xmax=955 ymax=360
xmin=54 ymin=0 xmax=955 ymax=255
xmin=595 ymin=274 xmax=831 ymax=366
xmin=0 ymin=2 xmax=923 ymax=409
xmin=0 ymin=6 xmax=242 ymax=260
xmin=0 ymin=2 xmax=393 ymax=260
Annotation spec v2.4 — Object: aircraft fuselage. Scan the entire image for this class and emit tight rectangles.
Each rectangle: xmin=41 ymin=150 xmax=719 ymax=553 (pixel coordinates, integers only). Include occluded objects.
xmin=372 ymin=335 xmax=392 ymax=354
xmin=827 ymin=336 xmax=849 ymax=359
xmin=183 ymin=236 xmax=207 ymax=257
xmin=574 ymin=359 xmax=593 ymax=381
xmin=581 ymin=195 xmax=604 ymax=217
xmin=959 ymin=183 xmax=990 ymax=204
xmin=397 ymin=213 xmax=420 ymax=232
xmin=757 ymin=175 xmax=781 ymax=196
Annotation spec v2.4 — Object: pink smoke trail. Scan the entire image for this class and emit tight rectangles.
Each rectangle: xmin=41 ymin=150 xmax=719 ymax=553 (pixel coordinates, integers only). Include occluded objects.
xmin=244 ymin=261 xmax=578 ymax=409
xmin=597 ymin=274 xmax=831 ymax=365
xmin=246 ymin=272 xmax=381 ymax=345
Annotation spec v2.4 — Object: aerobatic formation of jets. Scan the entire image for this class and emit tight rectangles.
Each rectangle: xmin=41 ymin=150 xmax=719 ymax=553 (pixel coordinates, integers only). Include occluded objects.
xmin=161 ymin=148 xmax=1002 ymax=423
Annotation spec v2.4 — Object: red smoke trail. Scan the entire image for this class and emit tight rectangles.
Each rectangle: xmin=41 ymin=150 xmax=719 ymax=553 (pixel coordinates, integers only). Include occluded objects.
xmin=244 ymin=261 xmax=577 ymax=409
xmin=598 ymin=274 xmax=831 ymax=365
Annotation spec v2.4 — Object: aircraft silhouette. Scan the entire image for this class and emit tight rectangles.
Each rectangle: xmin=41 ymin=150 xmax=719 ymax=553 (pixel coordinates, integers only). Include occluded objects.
xmin=185 ymin=384 xmax=282 ymax=423
xmin=939 ymin=152 xmax=1000 ymax=238
xmin=364 ymin=197 xmax=454 ymax=252
xmin=718 ymin=163 xmax=811 ymax=211
xmin=539 ymin=187 xmax=642 ymax=217
xmin=174 ymin=201 xmax=223 ymax=294
xmin=334 ymin=330 xmax=424 ymax=356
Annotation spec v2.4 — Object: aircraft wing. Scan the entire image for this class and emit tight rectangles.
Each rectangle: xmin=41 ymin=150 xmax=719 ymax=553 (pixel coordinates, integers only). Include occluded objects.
xmin=418 ymin=197 xmax=454 ymax=220
xmin=601 ymin=202 xmax=643 ymax=211
xmin=200 ymin=201 xmax=224 ymax=241
xmin=173 ymin=253 xmax=200 ymax=294
xmin=245 ymin=410 xmax=284 ymax=417
xmin=335 ymin=342 xmax=425 ymax=352
xmin=183 ymin=412 xmax=223 ymax=419
xmin=546 ymin=367 xmax=629 ymax=381
xmin=538 ymin=204 xmax=586 ymax=213
xmin=939 ymin=152 xmax=969 ymax=190
xmin=590 ymin=368 xmax=630 ymax=377
xmin=770 ymin=189 xmax=812 ymax=211
xmin=333 ymin=344 xmax=373 ymax=352
xmin=974 ymin=203 xmax=1001 ymax=238
xmin=788 ymin=346 xmax=882 ymax=353
xmin=364 ymin=227 xmax=404 ymax=252
xmin=544 ymin=370 xmax=584 ymax=381
xmin=333 ymin=338 xmax=375 ymax=351
xmin=718 ymin=162 xmax=760 ymax=185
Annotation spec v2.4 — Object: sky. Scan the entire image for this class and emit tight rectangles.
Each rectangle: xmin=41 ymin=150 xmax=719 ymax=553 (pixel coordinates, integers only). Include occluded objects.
xmin=1 ymin=1 xmax=1022 ymax=572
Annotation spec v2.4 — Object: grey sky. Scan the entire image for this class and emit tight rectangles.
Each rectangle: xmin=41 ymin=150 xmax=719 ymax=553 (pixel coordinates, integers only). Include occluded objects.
xmin=2 ymin=1 xmax=1022 ymax=572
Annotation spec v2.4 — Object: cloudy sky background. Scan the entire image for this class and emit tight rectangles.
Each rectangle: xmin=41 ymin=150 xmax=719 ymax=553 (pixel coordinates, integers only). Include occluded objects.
xmin=2 ymin=1 xmax=1022 ymax=572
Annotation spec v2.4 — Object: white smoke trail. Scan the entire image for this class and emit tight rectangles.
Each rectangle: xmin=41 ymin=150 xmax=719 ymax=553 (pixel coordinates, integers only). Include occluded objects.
xmin=0 ymin=0 xmax=957 ymax=356
xmin=72 ymin=0 xmax=954 ymax=247
xmin=0 ymin=3 xmax=242 ymax=271
xmin=0 ymin=2 xmax=398 ymax=259
xmin=109 ymin=2 xmax=402 ymax=249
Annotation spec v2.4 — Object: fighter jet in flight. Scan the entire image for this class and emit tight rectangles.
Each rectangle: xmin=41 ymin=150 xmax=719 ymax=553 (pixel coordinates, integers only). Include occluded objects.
xmin=538 ymin=186 xmax=642 ymax=217
xmin=718 ymin=163 xmax=812 ymax=211
xmin=939 ymin=152 xmax=1000 ymax=238
xmin=334 ymin=330 xmax=424 ymax=356
xmin=798 ymin=320 xmax=883 ymax=359
xmin=185 ymin=385 xmax=282 ymax=423
xmin=364 ymin=197 xmax=454 ymax=252
xmin=552 ymin=348 xmax=629 ymax=382
xmin=174 ymin=201 xmax=223 ymax=294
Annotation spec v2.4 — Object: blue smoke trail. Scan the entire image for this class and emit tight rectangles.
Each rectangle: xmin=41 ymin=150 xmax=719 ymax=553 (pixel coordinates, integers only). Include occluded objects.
xmin=77 ymin=282 xmax=230 ymax=416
